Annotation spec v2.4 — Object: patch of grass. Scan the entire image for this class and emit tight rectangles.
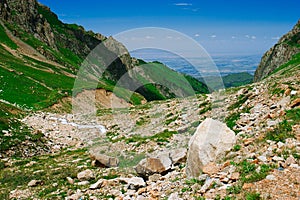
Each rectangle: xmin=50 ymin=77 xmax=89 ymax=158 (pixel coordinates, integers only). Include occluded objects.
xmin=228 ymin=161 xmax=274 ymax=196
xmin=199 ymin=103 xmax=212 ymax=115
xmin=286 ymin=108 xmax=300 ymax=125
xmin=265 ymin=120 xmax=294 ymax=142
xmin=136 ymin=117 xmax=150 ymax=126
xmin=0 ymin=148 xmax=89 ymax=198
xmin=0 ymin=23 xmax=18 ymax=49
xmin=124 ymin=129 xmax=178 ymax=146
xmin=118 ymin=153 xmax=145 ymax=168
xmin=225 ymin=112 xmax=240 ymax=131
xmin=227 ymin=183 xmax=243 ymax=194
xmin=185 ymin=178 xmax=205 ymax=186
xmin=102 ymin=173 xmax=119 ymax=180
xmin=225 ymin=107 xmax=251 ymax=132
xmin=165 ymin=115 xmax=178 ymax=125
xmin=233 ymin=145 xmax=241 ymax=152
xmin=245 ymin=192 xmax=261 ymax=200
xmin=228 ymin=94 xmax=249 ymax=111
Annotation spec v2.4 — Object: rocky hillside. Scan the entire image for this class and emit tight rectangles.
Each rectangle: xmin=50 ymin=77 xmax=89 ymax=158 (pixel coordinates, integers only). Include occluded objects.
xmin=0 ymin=35 xmax=299 ymax=200
xmin=0 ymin=0 xmax=208 ymax=111
xmin=254 ymin=20 xmax=300 ymax=81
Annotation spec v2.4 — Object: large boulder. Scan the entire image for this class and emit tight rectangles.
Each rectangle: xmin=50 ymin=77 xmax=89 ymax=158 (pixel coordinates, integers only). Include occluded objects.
xmin=135 ymin=153 xmax=172 ymax=177
xmin=90 ymin=151 xmax=119 ymax=168
xmin=186 ymin=118 xmax=236 ymax=178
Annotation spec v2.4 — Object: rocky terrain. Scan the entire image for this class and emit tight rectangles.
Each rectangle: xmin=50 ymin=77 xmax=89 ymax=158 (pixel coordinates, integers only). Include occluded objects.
xmin=254 ymin=20 xmax=300 ymax=82
xmin=0 ymin=0 xmax=299 ymax=200
xmin=2 ymin=66 xmax=299 ymax=199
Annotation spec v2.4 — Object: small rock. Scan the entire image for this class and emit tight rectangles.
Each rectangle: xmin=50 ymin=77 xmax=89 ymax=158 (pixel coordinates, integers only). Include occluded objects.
xmin=291 ymin=98 xmax=300 ymax=108
xmin=67 ymin=190 xmax=83 ymax=200
xmin=200 ymin=178 xmax=215 ymax=193
xmin=291 ymin=90 xmax=297 ymax=96
xmin=77 ymin=169 xmax=94 ymax=181
xmin=290 ymin=164 xmax=300 ymax=169
xmin=137 ymin=187 xmax=147 ymax=195
xmin=270 ymin=105 xmax=277 ymax=109
xmin=148 ymin=174 xmax=161 ymax=182
xmin=229 ymin=172 xmax=240 ymax=180
xmin=243 ymin=138 xmax=255 ymax=146
xmin=257 ymin=156 xmax=268 ymax=163
xmin=285 ymin=155 xmax=296 ymax=166
xmin=90 ymin=179 xmax=103 ymax=190
xmin=266 ymin=175 xmax=276 ymax=181
xmin=198 ymin=174 xmax=209 ymax=181
xmin=127 ymin=177 xmax=145 ymax=189
xmin=77 ymin=181 xmax=90 ymax=186
xmin=170 ymin=148 xmax=187 ymax=164
xmin=28 ymin=180 xmax=41 ymax=187
xmin=277 ymin=141 xmax=285 ymax=149
xmin=67 ymin=177 xmax=74 ymax=185
xmin=168 ymin=192 xmax=183 ymax=200
xmin=90 ymin=151 xmax=119 ymax=168
xmin=135 ymin=154 xmax=172 ymax=177
xmin=272 ymin=156 xmax=284 ymax=162
xmin=202 ymin=162 xmax=220 ymax=175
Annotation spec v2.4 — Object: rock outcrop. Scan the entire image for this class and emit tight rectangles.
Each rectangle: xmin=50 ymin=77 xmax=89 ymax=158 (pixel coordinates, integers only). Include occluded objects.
xmin=254 ymin=20 xmax=300 ymax=81
xmin=186 ymin=118 xmax=236 ymax=178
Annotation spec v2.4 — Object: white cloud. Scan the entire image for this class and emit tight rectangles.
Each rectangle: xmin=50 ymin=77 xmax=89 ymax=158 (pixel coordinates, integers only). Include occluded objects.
xmin=145 ymin=36 xmax=155 ymax=39
xmin=231 ymin=36 xmax=236 ymax=39
xmin=166 ymin=36 xmax=173 ymax=39
xmin=194 ymin=34 xmax=200 ymax=37
xmin=251 ymin=36 xmax=256 ymax=40
xmin=210 ymin=35 xmax=217 ymax=38
xmin=245 ymin=35 xmax=250 ymax=38
xmin=174 ymin=3 xmax=193 ymax=6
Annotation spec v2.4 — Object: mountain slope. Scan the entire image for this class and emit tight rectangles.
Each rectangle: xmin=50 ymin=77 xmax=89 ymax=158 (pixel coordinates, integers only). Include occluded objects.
xmin=0 ymin=0 xmax=208 ymax=110
xmin=254 ymin=20 xmax=300 ymax=81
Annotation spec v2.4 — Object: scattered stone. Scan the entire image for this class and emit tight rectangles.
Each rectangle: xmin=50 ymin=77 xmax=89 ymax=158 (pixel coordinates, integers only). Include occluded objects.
xmin=266 ymin=175 xmax=276 ymax=181
xmin=277 ymin=141 xmax=285 ymax=149
xmin=290 ymin=98 xmax=300 ymax=108
xmin=270 ymin=104 xmax=277 ymax=109
xmin=170 ymin=148 xmax=187 ymax=164
xmin=67 ymin=177 xmax=74 ymax=185
xmin=66 ymin=190 xmax=83 ymax=200
xmin=168 ymin=192 xmax=183 ymax=200
xmin=148 ymin=174 xmax=162 ymax=182
xmin=202 ymin=162 xmax=220 ymax=175
xmin=135 ymin=154 xmax=172 ymax=177
xmin=90 ymin=179 xmax=103 ymax=190
xmin=90 ymin=151 xmax=119 ymax=168
xmin=290 ymin=164 xmax=300 ymax=169
xmin=186 ymin=118 xmax=236 ymax=178
xmin=9 ymin=189 xmax=32 ymax=199
xmin=243 ymin=138 xmax=255 ymax=146
xmin=291 ymin=90 xmax=297 ymax=96
xmin=285 ymin=156 xmax=296 ymax=166
xmin=200 ymin=178 xmax=215 ymax=193
xmin=257 ymin=156 xmax=268 ymax=163
xmin=137 ymin=187 xmax=147 ymax=195
xmin=28 ymin=180 xmax=42 ymax=187
xmin=77 ymin=181 xmax=90 ymax=186
xmin=272 ymin=156 xmax=284 ymax=162
xmin=229 ymin=172 xmax=240 ymax=180
xmin=77 ymin=169 xmax=94 ymax=181
xmin=127 ymin=177 xmax=145 ymax=189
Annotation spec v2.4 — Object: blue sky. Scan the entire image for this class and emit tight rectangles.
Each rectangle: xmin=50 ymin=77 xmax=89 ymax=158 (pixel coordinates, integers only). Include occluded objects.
xmin=38 ymin=0 xmax=299 ymax=55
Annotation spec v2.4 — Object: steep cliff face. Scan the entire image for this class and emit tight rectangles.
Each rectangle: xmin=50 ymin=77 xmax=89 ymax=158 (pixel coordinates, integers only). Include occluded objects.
xmin=0 ymin=0 xmax=133 ymax=72
xmin=0 ymin=0 xmax=56 ymax=48
xmin=254 ymin=20 xmax=300 ymax=82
